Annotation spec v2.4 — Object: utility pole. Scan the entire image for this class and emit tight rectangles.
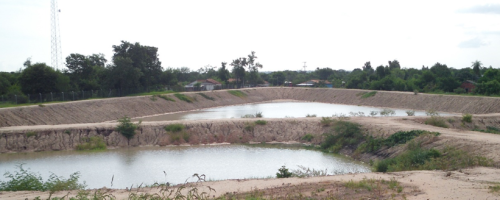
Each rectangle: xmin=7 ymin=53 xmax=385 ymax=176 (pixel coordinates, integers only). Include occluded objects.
xmin=303 ymin=62 xmax=307 ymax=73
xmin=50 ymin=0 xmax=63 ymax=70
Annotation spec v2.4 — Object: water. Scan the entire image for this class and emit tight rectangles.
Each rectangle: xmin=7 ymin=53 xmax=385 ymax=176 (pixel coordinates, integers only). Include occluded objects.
xmin=137 ymin=101 xmax=437 ymax=121
xmin=0 ymin=145 xmax=370 ymax=189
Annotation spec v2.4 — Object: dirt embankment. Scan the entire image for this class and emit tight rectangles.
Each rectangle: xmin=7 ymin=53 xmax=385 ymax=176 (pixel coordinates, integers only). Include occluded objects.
xmin=3 ymin=88 xmax=500 ymax=127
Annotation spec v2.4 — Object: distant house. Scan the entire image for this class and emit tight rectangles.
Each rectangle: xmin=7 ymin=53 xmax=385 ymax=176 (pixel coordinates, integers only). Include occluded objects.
xmin=297 ymin=80 xmax=332 ymax=88
xmin=257 ymin=81 xmax=270 ymax=87
xmin=460 ymin=80 xmax=476 ymax=93
xmin=185 ymin=79 xmax=222 ymax=91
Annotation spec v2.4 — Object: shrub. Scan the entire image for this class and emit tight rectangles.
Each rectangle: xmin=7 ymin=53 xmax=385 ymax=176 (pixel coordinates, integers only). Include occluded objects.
xmin=164 ymin=124 xmax=185 ymax=132
xmin=276 ymin=166 xmax=293 ymax=178
xmin=413 ymin=89 xmax=419 ymax=95
xmin=320 ymin=120 xmax=363 ymax=152
xmin=425 ymin=109 xmax=439 ymax=116
xmin=320 ymin=117 xmax=334 ymax=126
xmin=369 ymin=111 xmax=378 ymax=117
xmin=241 ymin=114 xmax=255 ymax=118
xmin=405 ymin=110 xmax=415 ymax=116
xmin=38 ymin=104 xmax=45 ymax=107
xmin=244 ymin=122 xmax=255 ymax=132
xmin=306 ymin=114 xmax=317 ymax=117
xmin=228 ymin=90 xmax=247 ymax=97
xmin=380 ymin=109 xmax=395 ymax=116
xmin=150 ymin=95 xmax=157 ymax=101
xmin=361 ymin=91 xmax=377 ymax=99
xmin=115 ymin=116 xmax=141 ymax=140
xmin=301 ymin=134 xmax=314 ymax=142
xmin=156 ymin=95 xmax=175 ymax=102
xmin=462 ymin=113 xmax=472 ymax=123
xmin=75 ymin=136 xmax=106 ymax=151
xmin=25 ymin=131 xmax=36 ymax=138
xmin=374 ymin=142 xmax=441 ymax=172
xmin=174 ymin=93 xmax=194 ymax=103
xmin=453 ymin=87 xmax=466 ymax=94
xmin=425 ymin=116 xmax=448 ymax=128
xmin=255 ymin=120 xmax=267 ymax=125
xmin=197 ymin=93 xmax=215 ymax=100
xmin=255 ymin=112 xmax=263 ymax=118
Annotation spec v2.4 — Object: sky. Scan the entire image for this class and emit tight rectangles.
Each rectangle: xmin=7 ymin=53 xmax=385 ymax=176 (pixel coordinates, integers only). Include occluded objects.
xmin=1 ymin=0 xmax=499 ymax=73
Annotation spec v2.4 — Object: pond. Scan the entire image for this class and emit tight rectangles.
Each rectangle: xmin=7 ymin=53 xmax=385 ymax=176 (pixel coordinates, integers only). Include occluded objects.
xmin=136 ymin=101 xmax=437 ymax=121
xmin=0 ymin=144 xmax=370 ymax=189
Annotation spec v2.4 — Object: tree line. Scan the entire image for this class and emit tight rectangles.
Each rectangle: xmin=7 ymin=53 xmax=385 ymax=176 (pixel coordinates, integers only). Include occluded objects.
xmin=1 ymin=40 xmax=499 ymax=104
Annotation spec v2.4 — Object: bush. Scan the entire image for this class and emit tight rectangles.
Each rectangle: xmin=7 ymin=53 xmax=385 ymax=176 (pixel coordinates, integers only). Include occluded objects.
xmin=115 ymin=116 xmax=141 ymax=140
xmin=306 ymin=114 xmax=317 ymax=117
xmin=301 ymin=134 xmax=314 ymax=142
xmin=75 ymin=136 xmax=106 ymax=151
xmin=453 ymin=87 xmax=466 ymax=94
xmin=425 ymin=109 xmax=439 ymax=116
xmin=0 ymin=164 xmax=86 ymax=192
xmin=255 ymin=112 xmax=263 ymax=118
xmin=374 ymin=142 xmax=441 ymax=172
xmin=380 ymin=109 xmax=395 ymax=116
xmin=361 ymin=91 xmax=377 ymax=99
xmin=425 ymin=116 xmax=448 ymax=128
xmin=228 ymin=90 xmax=247 ymax=97
xmin=174 ymin=93 xmax=194 ymax=103
xmin=369 ymin=111 xmax=378 ymax=117
xmin=157 ymin=95 xmax=175 ymax=102
xmin=276 ymin=166 xmax=293 ymax=178
xmin=241 ymin=114 xmax=255 ymax=118
xmin=255 ymin=120 xmax=267 ymax=125
xmin=25 ymin=131 xmax=36 ymax=138
xmin=197 ymin=93 xmax=215 ymax=100
xmin=164 ymin=124 xmax=185 ymax=132
xmin=413 ymin=89 xmax=419 ymax=95
xmin=406 ymin=110 xmax=415 ymax=116
xmin=320 ymin=120 xmax=363 ymax=152
xmin=462 ymin=113 xmax=472 ymax=123
xmin=244 ymin=122 xmax=255 ymax=132
xmin=320 ymin=117 xmax=334 ymax=126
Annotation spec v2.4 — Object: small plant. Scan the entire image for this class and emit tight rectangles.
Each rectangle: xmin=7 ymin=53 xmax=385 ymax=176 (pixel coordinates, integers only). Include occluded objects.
xmin=25 ymin=131 xmax=36 ymax=138
xmin=276 ymin=166 xmax=293 ymax=178
xmin=320 ymin=117 xmax=334 ymax=126
xmin=301 ymin=134 xmax=314 ymax=142
xmin=149 ymin=95 xmax=158 ymax=101
xmin=75 ymin=136 xmax=106 ymax=151
xmin=197 ymin=93 xmax=215 ymax=100
xmin=38 ymin=104 xmax=45 ymax=107
xmin=406 ymin=110 xmax=415 ymax=116
xmin=244 ymin=122 xmax=255 ymax=132
xmin=157 ymin=95 xmax=175 ymax=102
xmin=255 ymin=120 xmax=267 ymax=125
xmin=414 ymin=89 xmax=419 ymax=95
xmin=164 ymin=124 xmax=185 ymax=132
xmin=462 ymin=113 xmax=472 ymax=123
xmin=64 ymin=130 xmax=71 ymax=135
xmin=425 ymin=109 xmax=439 ymax=116
xmin=115 ymin=116 xmax=141 ymax=141
xmin=174 ymin=93 xmax=194 ymax=103
xmin=380 ymin=109 xmax=396 ymax=116
xmin=361 ymin=91 xmax=377 ymax=99
xmin=255 ymin=112 xmax=263 ymax=118
xmin=306 ymin=114 xmax=317 ymax=117
xmin=291 ymin=165 xmax=327 ymax=177
xmin=370 ymin=111 xmax=378 ymax=117
xmin=241 ymin=114 xmax=255 ymax=118
xmin=228 ymin=90 xmax=247 ymax=97
xmin=425 ymin=116 xmax=448 ymax=128
xmin=490 ymin=184 xmax=500 ymax=193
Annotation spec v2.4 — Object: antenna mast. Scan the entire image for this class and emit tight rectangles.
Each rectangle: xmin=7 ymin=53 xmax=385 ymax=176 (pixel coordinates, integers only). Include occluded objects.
xmin=303 ymin=62 xmax=307 ymax=72
xmin=50 ymin=0 xmax=63 ymax=70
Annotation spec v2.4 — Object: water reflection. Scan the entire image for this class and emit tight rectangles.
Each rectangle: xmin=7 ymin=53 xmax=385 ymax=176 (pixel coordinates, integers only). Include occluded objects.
xmin=0 ymin=145 xmax=370 ymax=189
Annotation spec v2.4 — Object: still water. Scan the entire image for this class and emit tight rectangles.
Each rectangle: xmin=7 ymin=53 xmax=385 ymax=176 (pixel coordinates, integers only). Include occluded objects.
xmin=0 ymin=145 xmax=370 ymax=189
xmin=137 ymin=101 xmax=434 ymax=121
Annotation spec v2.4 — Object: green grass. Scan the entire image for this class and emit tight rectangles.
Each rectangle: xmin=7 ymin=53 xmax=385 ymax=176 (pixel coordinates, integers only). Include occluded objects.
xmin=358 ymin=130 xmax=439 ymax=153
xmin=174 ymin=93 xmax=194 ymax=103
xmin=474 ymin=126 xmax=500 ymax=134
xmin=228 ymin=90 xmax=247 ymax=97
xmin=360 ymin=91 xmax=377 ymax=99
xmin=153 ymin=94 xmax=175 ymax=102
xmin=126 ymin=90 xmax=176 ymax=97
xmin=301 ymin=134 xmax=314 ymax=142
xmin=425 ymin=116 xmax=449 ymax=128
xmin=244 ymin=122 xmax=255 ymax=132
xmin=255 ymin=120 xmax=267 ymax=125
xmin=164 ymin=124 xmax=185 ymax=132
xmin=197 ymin=93 xmax=215 ymax=100
xmin=490 ymin=184 xmax=500 ymax=193
xmin=462 ymin=113 xmax=472 ymax=123
xmin=75 ymin=136 xmax=106 ymax=151
xmin=0 ymin=101 xmax=67 ymax=108
xmin=25 ymin=131 xmax=37 ymax=138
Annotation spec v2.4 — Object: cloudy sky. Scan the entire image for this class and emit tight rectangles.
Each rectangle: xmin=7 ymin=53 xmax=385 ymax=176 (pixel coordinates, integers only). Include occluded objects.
xmin=1 ymin=0 xmax=499 ymax=72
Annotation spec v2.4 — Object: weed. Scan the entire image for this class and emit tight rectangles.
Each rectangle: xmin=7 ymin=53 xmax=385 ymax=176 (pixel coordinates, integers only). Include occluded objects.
xmin=64 ymin=130 xmax=71 ymax=135
xmin=320 ymin=117 xmax=334 ymax=126
xmin=276 ymin=166 xmax=293 ymax=178
xmin=414 ymin=89 xmax=419 ymax=95
xmin=157 ymin=95 xmax=175 ymax=102
xmin=490 ymin=184 xmax=500 ymax=193
xmin=291 ymin=165 xmax=328 ymax=177
xmin=228 ymin=90 xmax=247 ymax=97
xmin=306 ymin=114 xmax=317 ymax=117
xmin=405 ymin=110 xmax=415 ymax=116
xmin=174 ymin=93 xmax=194 ymax=103
xmin=149 ymin=95 xmax=157 ymax=101
xmin=75 ymin=136 xmax=106 ymax=151
xmin=241 ymin=114 xmax=256 ymax=118
xmin=26 ymin=131 xmax=36 ymax=138
xmin=164 ymin=124 xmax=185 ymax=132
xmin=462 ymin=113 xmax=472 ymax=123
xmin=197 ymin=93 xmax=215 ymax=100
xmin=361 ymin=91 xmax=377 ymax=99
xmin=38 ymin=104 xmax=45 ymax=107
xmin=244 ymin=122 xmax=255 ymax=132
xmin=321 ymin=120 xmax=363 ymax=152
xmin=255 ymin=112 xmax=263 ymax=118
xmin=473 ymin=126 xmax=500 ymax=134
xmin=370 ymin=111 xmax=378 ymax=117
xmin=255 ymin=120 xmax=267 ymax=125
xmin=425 ymin=109 xmax=439 ymax=116
xmin=425 ymin=116 xmax=449 ymax=128
xmin=115 ymin=116 xmax=141 ymax=141
xmin=380 ymin=109 xmax=396 ymax=116
xmin=301 ymin=134 xmax=314 ymax=142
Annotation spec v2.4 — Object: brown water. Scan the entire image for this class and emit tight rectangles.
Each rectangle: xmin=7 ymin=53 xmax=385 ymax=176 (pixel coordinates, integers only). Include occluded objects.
xmin=0 ymin=144 xmax=370 ymax=189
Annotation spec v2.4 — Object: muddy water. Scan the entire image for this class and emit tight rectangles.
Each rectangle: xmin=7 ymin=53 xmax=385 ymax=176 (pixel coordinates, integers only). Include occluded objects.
xmin=136 ymin=101 xmax=434 ymax=121
xmin=0 ymin=144 xmax=370 ymax=189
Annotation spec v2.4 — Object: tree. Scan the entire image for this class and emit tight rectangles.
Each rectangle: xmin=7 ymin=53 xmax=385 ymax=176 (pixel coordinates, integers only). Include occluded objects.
xmin=19 ymin=62 xmax=68 ymax=94
xmin=107 ymin=57 xmax=142 ymax=92
xmin=472 ymin=60 xmax=483 ymax=76
xmin=316 ymin=67 xmax=334 ymax=80
xmin=388 ymin=60 xmax=401 ymax=70
xmin=217 ymin=62 xmax=230 ymax=83
xmin=65 ymin=53 xmax=106 ymax=90
xmin=115 ymin=116 xmax=141 ymax=144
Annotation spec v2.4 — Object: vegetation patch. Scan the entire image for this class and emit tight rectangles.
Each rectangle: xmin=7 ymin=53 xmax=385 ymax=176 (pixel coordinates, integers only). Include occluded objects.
xmin=320 ymin=117 xmax=334 ymax=126
xmin=406 ymin=110 xmax=415 ymax=116
xmin=197 ymin=93 xmax=215 ymax=100
xmin=425 ymin=116 xmax=449 ymax=128
xmin=164 ymin=124 xmax=185 ymax=132
xmin=244 ymin=122 xmax=255 ymax=132
xmin=320 ymin=120 xmax=363 ymax=153
xmin=380 ymin=108 xmax=396 ymax=116
xmin=174 ymin=93 xmax=194 ymax=103
xmin=38 ymin=104 xmax=45 ymax=107
xmin=164 ymin=124 xmax=189 ymax=143
xmin=474 ymin=126 xmax=500 ymax=134
xmin=255 ymin=120 xmax=267 ymax=125
xmin=462 ymin=113 xmax=473 ymax=123
xmin=115 ymin=116 xmax=141 ymax=141
xmin=276 ymin=166 xmax=293 ymax=178
xmin=25 ymin=131 xmax=36 ymax=138
xmin=155 ymin=94 xmax=175 ymax=102
xmin=228 ymin=90 xmax=247 ymax=97
xmin=301 ymin=134 xmax=314 ymax=142
xmin=358 ymin=130 xmax=439 ymax=153
xmin=75 ymin=136 xmax=106 ymax=151
xmin=306 ymin=114 xmax=317 ymax=117
xmin=360 ymin=91 xmax=377 ymax=99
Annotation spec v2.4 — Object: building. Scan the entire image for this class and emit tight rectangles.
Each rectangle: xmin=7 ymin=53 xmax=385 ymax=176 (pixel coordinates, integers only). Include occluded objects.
xmin=297 ymin=80 xmax=332 ymax=88
xmin=184 ymin=79 xmax=222 ymax=91
xmin=460 ymin=80 xmax=476 ymax=93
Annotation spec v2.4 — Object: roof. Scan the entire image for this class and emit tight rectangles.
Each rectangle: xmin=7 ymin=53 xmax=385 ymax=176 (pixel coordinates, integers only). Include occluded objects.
xmin=464 ymin=80 xmax=477 ymax=85
xmin=299 ymin=79 xmax=331 ymax=85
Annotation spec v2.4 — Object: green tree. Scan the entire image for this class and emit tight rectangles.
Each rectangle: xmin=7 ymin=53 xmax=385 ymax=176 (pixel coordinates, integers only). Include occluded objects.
xmin=218 ymin=62 xmax=230 ymax=83
xmin=107 ymin=57 xmax=142 ymax=92
xmin=472 ymin=60 xmax=482 ymax=76
xmin=115 ymin=116 xmax=141 ymax=143
xmin=19 ymin=62 xmax=68 ymax=94
xmin=65 ymin=53 xmax=106 ymax=90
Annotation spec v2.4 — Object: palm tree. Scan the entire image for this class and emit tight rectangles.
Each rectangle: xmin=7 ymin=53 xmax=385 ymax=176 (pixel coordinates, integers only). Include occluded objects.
xmin=472 ymin=60 xmax=483 ymax=76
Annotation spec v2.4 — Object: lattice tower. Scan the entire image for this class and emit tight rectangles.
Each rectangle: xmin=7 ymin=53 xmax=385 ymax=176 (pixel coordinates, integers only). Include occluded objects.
xmin=50 ymin=0 xmax=62 ymax=70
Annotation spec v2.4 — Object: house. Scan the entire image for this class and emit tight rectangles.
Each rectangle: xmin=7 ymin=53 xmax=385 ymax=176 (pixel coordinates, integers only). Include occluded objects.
xmin=460 ymin=80 xmax=476 ymax=93
xmin=184 ymin=79 xmax=222 ymax=91
xmin=297 ymin=80 xmax=332 ymax=88
xmin=257 ymin=81 xmax=270 ymax=87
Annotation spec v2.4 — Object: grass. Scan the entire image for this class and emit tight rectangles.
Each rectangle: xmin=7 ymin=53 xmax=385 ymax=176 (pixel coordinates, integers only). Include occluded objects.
xmin=244 ymin=122 xmax=255 ymax=132
xmin=255 ymin=120 xmax=267 ymax=125
xmin=126 ymin=90 xmax=176 ymax=97
xmin=0 ymin=101 xmax=66 ymax=108
xmin=357 ymin=130 xmax=439 ymax=153
xmin=474 ymin=126 xmax=500 ymax=134
xmin=320 ymin=120 xmax=363 ymax=153
xmin=164 ymin=124 xmax=189 ymax=143
xmin=75 ymin=136 xmax=106 ymax=151
xmin=301 ymin=134 xmax=314 ymax=142
xmin=380 ymin=108 xmax=395 ymax=116
xmin=197 ymin=93 xmax=215 ymax=100
xmin=406 ymin=110 xmax=415 ymax=116
xmin=462 ymin=113 xmax=472 ymax=123
xmin=320 ymin=117 xmax=334 ymax=126
xmin=155 ymin=94 xmax=175 ymax=102
xmin=164 ymin=124 xmax=185 ymax=132
xmin=26 ymin=131 xmax=37 ymax=138
xmin=425 ymin=116 xmax=449 ymax=128
xmin=360 ymin=91 xmax=377 ymax=99
xmin=490 ymin=184 xmax=500 ymax=193
xmin=174 ymin=93 xmax=194 ymax=103
xmin=227 ymin=90 xmax=247 ymax=97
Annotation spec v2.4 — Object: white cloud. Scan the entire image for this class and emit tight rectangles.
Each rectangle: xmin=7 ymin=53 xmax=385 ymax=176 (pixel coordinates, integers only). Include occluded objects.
xmin=458 ymin=37 xmax=489 ymax=48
